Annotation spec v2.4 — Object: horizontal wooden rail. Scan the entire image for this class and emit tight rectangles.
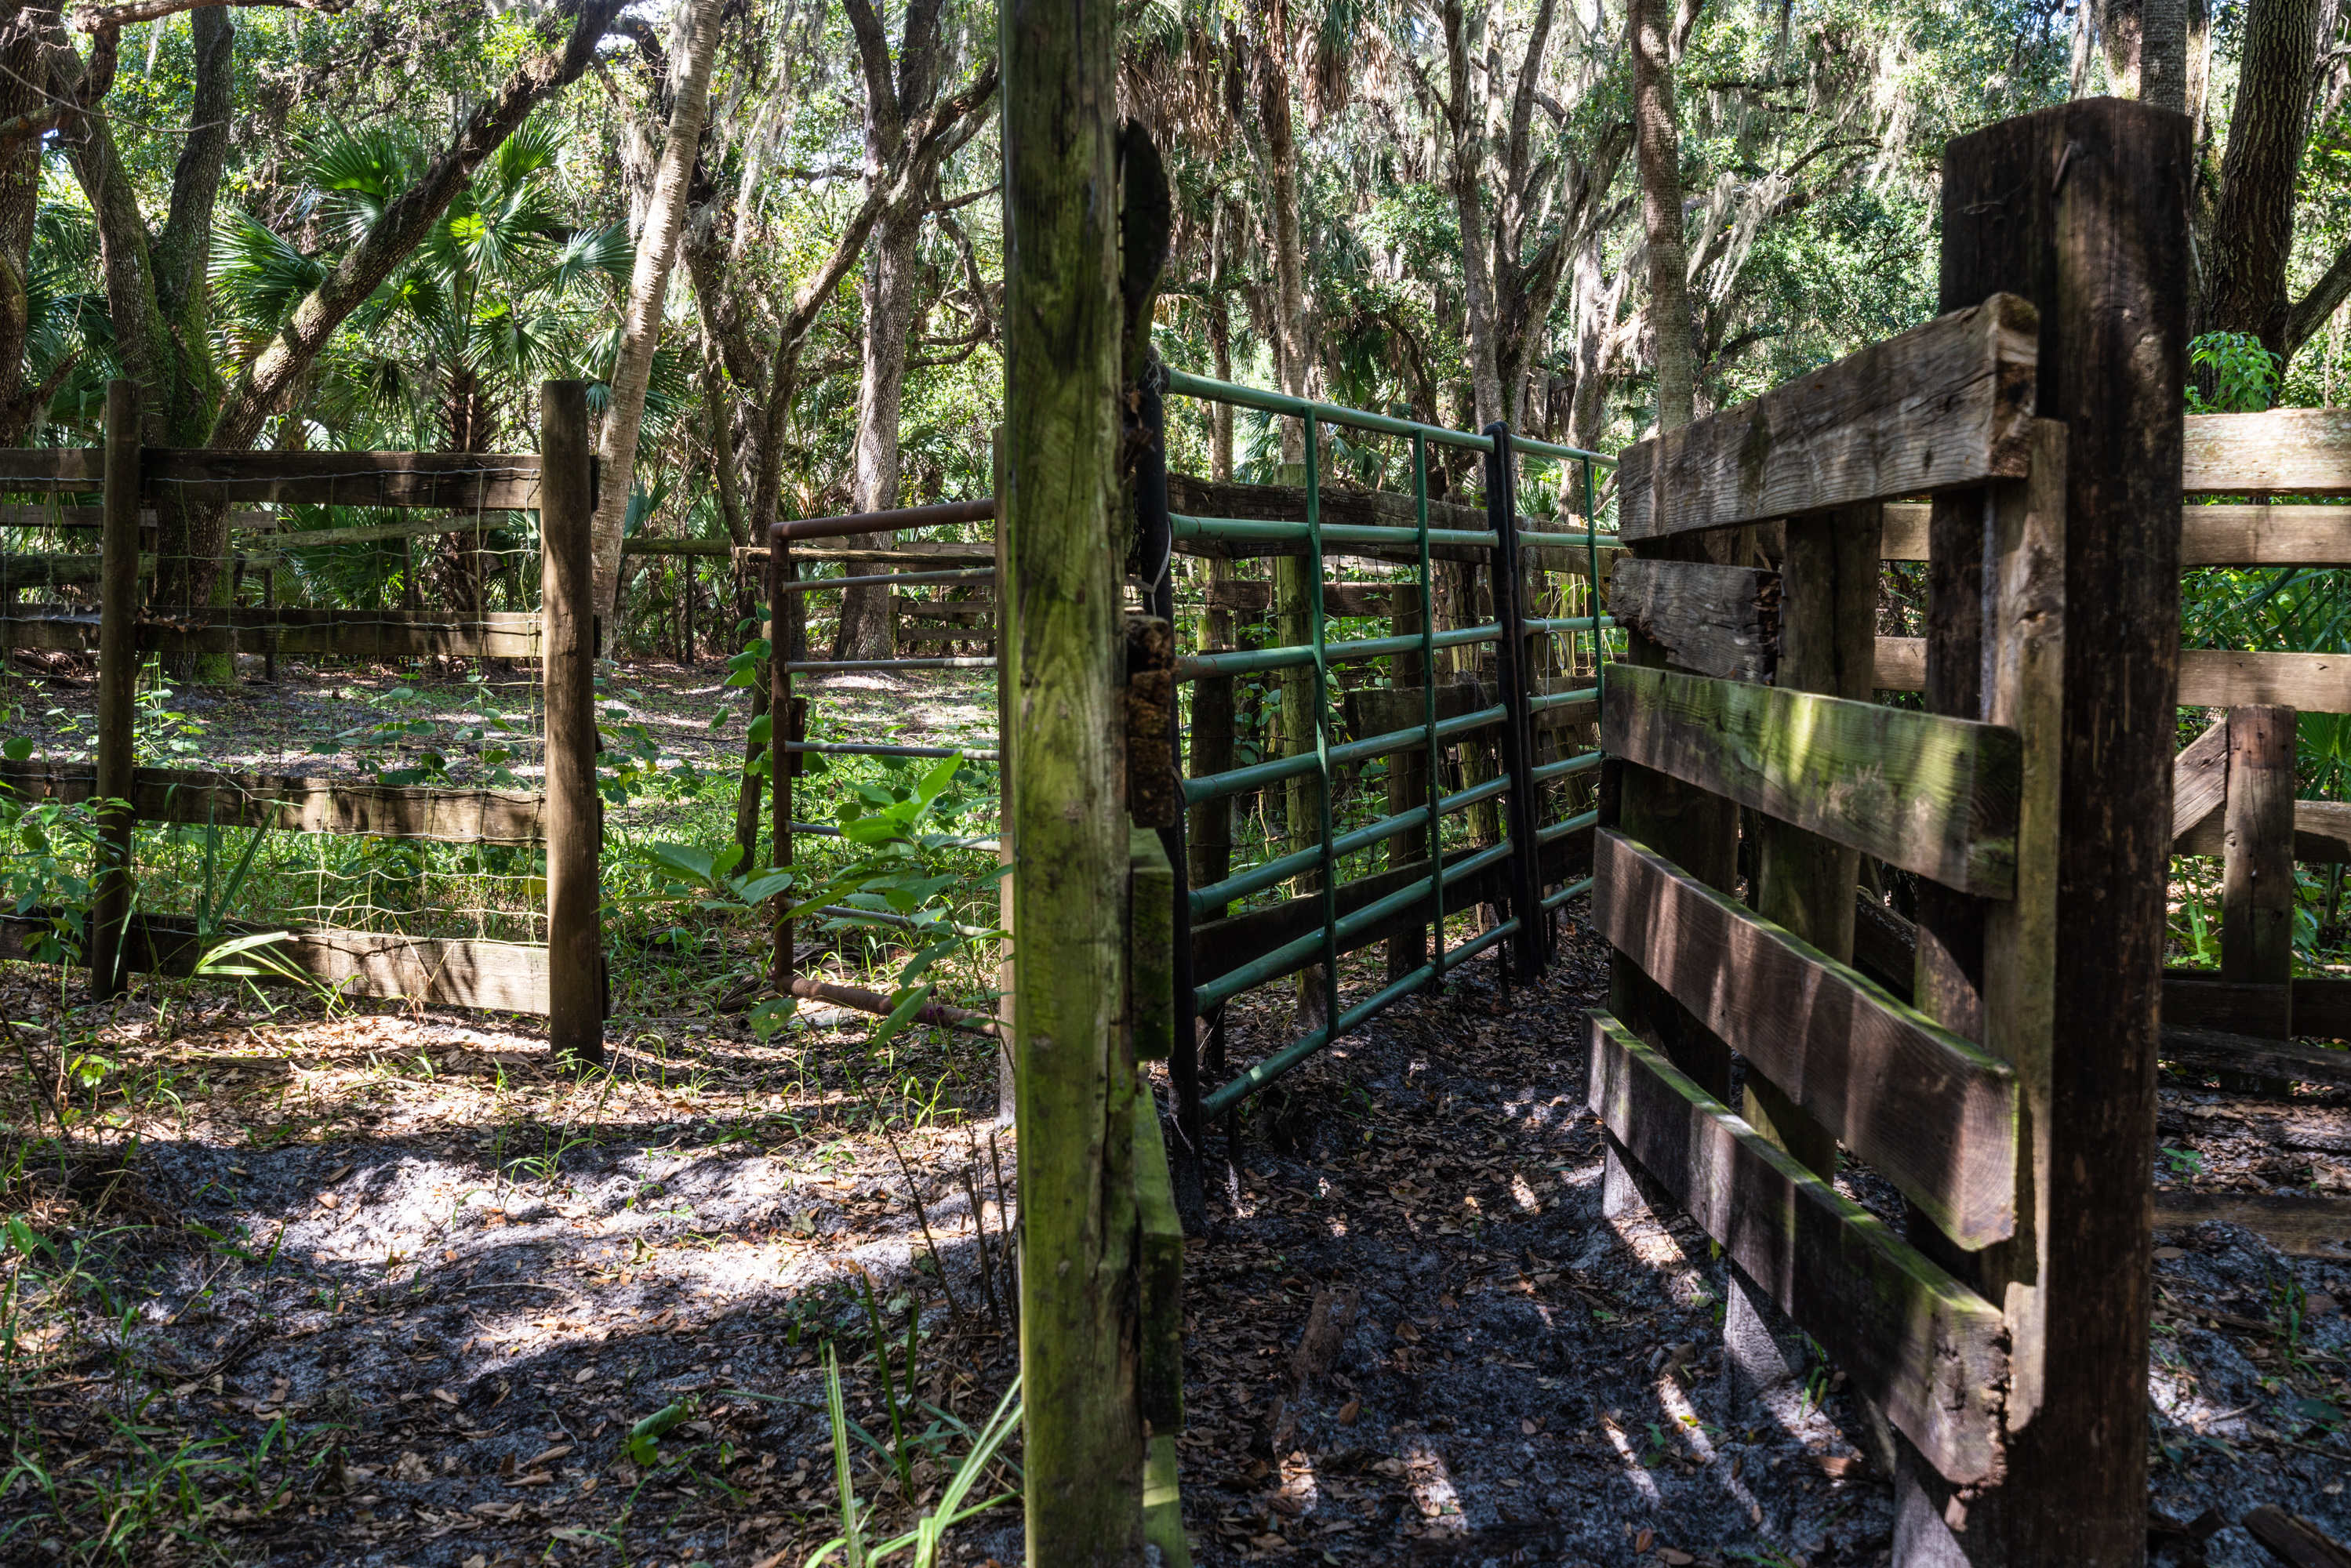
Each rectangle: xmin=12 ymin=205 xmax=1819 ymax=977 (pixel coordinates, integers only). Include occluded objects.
xmin=1606 ymin=560 xmax=1777 ymax=682
xmin=1874 ymin=637 xmax=2351 ymax=714
xmin=2158 ymin=1022 xmax=2351 ymax=1088
xmin=1604 ymin=664 xmax=2022 ymax=897
xmin=0 ymin=759 xmax=543 ymax=843
xmin=2175 ymin=795 xmax=2351 ymax=862
xmin=0 ymin=911 xmax=548 ymax=1012
xmin=1593 ymin=829 xmax=2019 ymax=1246
xmin=1884 ymin=499 xmax=2351 ymax=568
xmin=771 ymin=497 xmax=995 ymax=543
xmin=0 ymin=607 xmax=540 ymax=659
xmin=1617 ymin=294 xmax=2037 ymax=539
xmin=140 ymin=450 xmax=558 ymax=510
xmin=1586 ymin=1012 xmax=2008 ymax=1484
xmin=2184 ymin=408 xmax=2351 ymax=495
xmin=2164 ymin=970 xmax=2351 ymax=1036
xmin=0 ymin=505 xmax=275 ymax=531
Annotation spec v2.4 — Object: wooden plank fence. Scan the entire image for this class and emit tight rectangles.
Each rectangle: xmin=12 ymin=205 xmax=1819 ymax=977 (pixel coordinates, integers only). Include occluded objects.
xmin=1588 ymin=100 xmax=2188 ymax=1561
xmin=0 ymin=380 xmax=603 ymax=1059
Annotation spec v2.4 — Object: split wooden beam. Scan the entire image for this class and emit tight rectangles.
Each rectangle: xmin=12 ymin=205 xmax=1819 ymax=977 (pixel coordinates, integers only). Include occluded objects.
xmin=1586 ymin=1011 xmax=2008 ymax=1484
xmin=1604 ymin=559 xmax=1778 ymax=681
xmin=1601 ymin=662 xmax=2022 ymax=897
xmin=1592 ymin=829 xmax=2019 ymax=1247
xmin=2184 ymin=408 xmax=2351 ymax=495
xmin=1616 ymin=293 xmax=2037 ymax=540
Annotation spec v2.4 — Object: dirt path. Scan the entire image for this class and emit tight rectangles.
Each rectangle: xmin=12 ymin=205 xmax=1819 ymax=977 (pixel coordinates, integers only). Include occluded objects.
xmin=2 ymin=744 xmax=2347 ymax=1566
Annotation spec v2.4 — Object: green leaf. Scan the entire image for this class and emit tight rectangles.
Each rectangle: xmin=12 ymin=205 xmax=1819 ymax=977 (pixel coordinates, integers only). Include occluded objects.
xmin=643 ymin=843 xmax=719 ymax=887
xmin=733 ymin=870 xmax=796 ymax=904
xmin=747 ymin=713 xmax=772 ymax=746
xmin=1 ymin=738 xmax=31 ymax=762
xmin=627 ymin=1402 xmax=689 ymax=1465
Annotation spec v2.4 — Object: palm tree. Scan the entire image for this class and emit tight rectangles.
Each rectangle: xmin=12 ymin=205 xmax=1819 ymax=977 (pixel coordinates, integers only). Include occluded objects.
xmin=215 ymin=122 xmax=629 ymax=612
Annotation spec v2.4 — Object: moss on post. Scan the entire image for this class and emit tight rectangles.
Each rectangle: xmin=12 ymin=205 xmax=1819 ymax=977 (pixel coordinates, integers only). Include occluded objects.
xmin=1001 ymin=0 xmax=1144 ymax=1552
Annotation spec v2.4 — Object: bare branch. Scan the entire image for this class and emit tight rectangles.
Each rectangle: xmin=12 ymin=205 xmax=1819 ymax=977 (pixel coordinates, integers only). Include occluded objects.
xmin=72 ymin=0 xmax=350 ymax=30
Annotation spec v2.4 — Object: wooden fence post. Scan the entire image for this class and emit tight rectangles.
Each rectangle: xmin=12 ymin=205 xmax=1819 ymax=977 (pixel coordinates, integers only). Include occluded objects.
xmin=2223 ymin=702 xmax=2297 ymax=1090
xmin=993 ymin=430 xmax=1017 ymax=1124
xmin=1918 ymin=98 xmax=2188 ymax=1566
xmin=1003 ymin=0 xmax=1145 ymax=1551
xmin=1384 ymin=580 xmax=1427 ymax=982
xmin=90 ymin=379 xmax=140 ymax=1000
xmin=769 ymin=534 xmax=794 ymax=996
xmin=540 ymin=381 xmax=604 ymax=1069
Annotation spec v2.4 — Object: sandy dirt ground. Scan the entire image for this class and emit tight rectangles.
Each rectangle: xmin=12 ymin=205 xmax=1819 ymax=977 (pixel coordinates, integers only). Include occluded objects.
xmin=2 ymin=661 xmax=2348 ymax=1566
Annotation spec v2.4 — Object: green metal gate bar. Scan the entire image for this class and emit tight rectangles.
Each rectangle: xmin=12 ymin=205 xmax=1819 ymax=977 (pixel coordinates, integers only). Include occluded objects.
xmin=1150 ymin=367 xmax=1616 ymax=1149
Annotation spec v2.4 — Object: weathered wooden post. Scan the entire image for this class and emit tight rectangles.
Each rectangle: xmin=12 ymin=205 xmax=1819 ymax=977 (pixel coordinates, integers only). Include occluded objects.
xmin=1909 ymin=99 xmax=2188 ymax=1566
xmin=1002 ymin=0 xmax=1144 ymax=1551
xmin=769 ymin=528 xmax=796 ymax=996
xmin=2223 ymin=704 xmax=2297 ymax=1076
xmin=90 ymin=379 xmax=141 ymax=999
xmin=540 ymin=381 xmax=604 ymax=1068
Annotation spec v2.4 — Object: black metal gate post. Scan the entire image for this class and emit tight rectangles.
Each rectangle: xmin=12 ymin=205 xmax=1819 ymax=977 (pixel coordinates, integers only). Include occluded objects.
xmin=1484 ymin=423 xmax=1546 ymax=980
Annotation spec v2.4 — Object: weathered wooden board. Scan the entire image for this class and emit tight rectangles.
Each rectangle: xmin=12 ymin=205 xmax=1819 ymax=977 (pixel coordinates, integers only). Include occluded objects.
xmin=2184 ymin=409 xmax=2351 ymax=495
xmin=0 ymin=911 xmax=548 ymax=1012
xmin=1886 ymin=500 xmax=2351 ymax=567
xmin=1604 ymin=559 xmax=1778 ymax=681
xmin=1133 ymin=1092 xmax=1185 ymax=1430
xmin=1130 ymin=826 xmax=1175 ymax=1062
xmin=2152 ymin=1191 xmax=2351 ymax=1262
xmin=2164 ymin=972 xmax=2351 ymax=1036
xmin=0 ymin=448 xmax=105 ymax=490
xmin=2172 ymin=715 xmax=2229 ymax=838
xmin=1602 ymin=664 xmax=2022 ymax=896
xmin=1853 ymin=892 xmax=1918 ymax=1001
xmin=1873 ymin=636 xmax=1926 ymax=691
xmin=0 ymin=607 xmax=544 ymax=659
xmin=1880 ymin=503 xmax=1931 ymax=560
xmin=1592 ymin=829 xmax=2018 ymax=1246
xmin=1877 ymin=637 xmax=2351 ymax=713
xmin=2176 ymin=796 xmax=2351 ymax=862
xmin=2176 ymin=650 xmax=2351 ymax=712
xmin=2179 ymin=505 xmax=2351 ymax=566
xmin=0 ymin=758 xmax=543 ymax=843
xmin=138 ymin=450 xmax=554 ymax=510
xmin=0 ymin=505 xmax=273 ymax=530
xmin=1586 ymin=1011 xmax=2008 ymax=1483
xmin=1617 ymin=295 xmax=2037 ymax=540
xmin=2159 ymin=1023 xmax=2351 ymax=1088
xmin=893 ymin=599 xmax=994 ymax=622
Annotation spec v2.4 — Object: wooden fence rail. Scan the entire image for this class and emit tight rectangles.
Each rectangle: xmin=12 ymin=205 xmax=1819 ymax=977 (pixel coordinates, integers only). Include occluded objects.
xmin=0 ymin=381 xmax=602 ymax=1054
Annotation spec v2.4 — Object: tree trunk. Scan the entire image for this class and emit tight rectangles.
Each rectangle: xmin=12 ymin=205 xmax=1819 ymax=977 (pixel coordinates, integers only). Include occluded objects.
xmin=1441 ymin=0 xmax=1504 ymax=430
xmin=2139 ymin=0 xmax=2190 ymax=109
xmin=1630 ymin=0 xmax=1695 ymax=432
xmin=1255 ymin=3 xmax=1311 ymax=427
xmin=590 ymin=0 xmax=721 ymax=623
xmin=1001 ymin=0 xmax=1144 ymax=1548
xmin=0 ymin=5 xmax=45 ymax=442
xmin=2200 ymin=0 xmax=2320 ymax=355
xmin=835 ymin=201 xmax=925 ymax=659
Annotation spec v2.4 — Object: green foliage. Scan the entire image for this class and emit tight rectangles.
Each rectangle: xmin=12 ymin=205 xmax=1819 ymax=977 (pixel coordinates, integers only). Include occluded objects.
xmin=2186 ymin=332 xmax=2283 ymax=414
